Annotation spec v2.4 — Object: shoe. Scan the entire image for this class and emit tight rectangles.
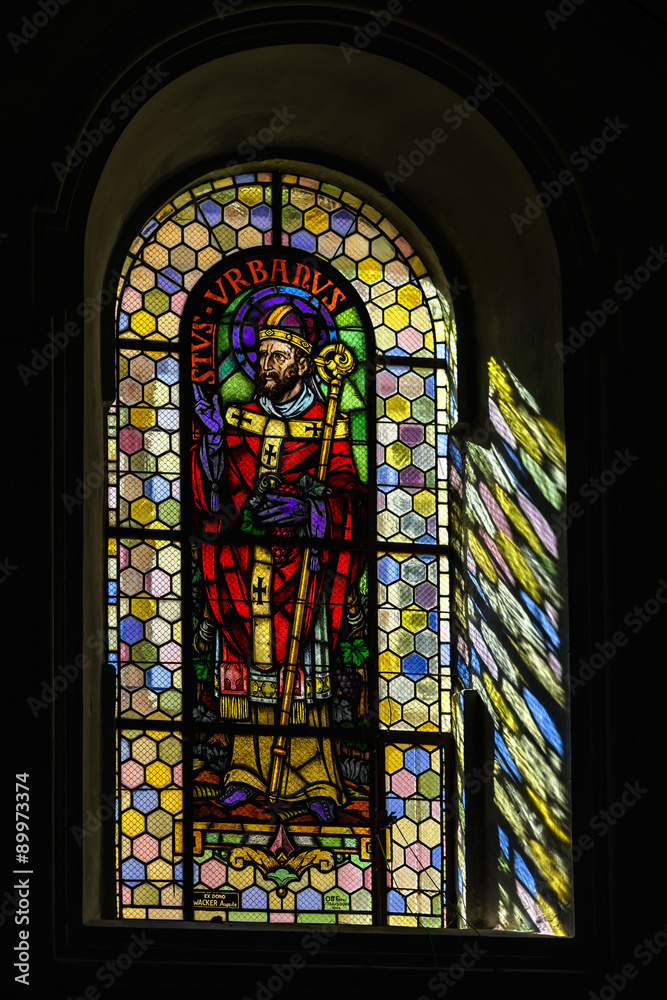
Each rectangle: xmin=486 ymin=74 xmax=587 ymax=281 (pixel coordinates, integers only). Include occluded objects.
xmin=307 ymin=797 xmax=336 ymax=822
xmin=221 ymin=783 xmax=256 ymax=806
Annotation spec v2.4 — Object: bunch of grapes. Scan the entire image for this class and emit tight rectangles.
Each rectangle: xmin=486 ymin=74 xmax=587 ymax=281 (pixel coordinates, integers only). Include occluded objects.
xmin=334 ymin=663 xmax=362 ymax=705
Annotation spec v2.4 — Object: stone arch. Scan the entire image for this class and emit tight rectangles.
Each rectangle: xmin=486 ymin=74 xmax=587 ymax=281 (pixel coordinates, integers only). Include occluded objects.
xmin=77 ymin=41 xmax=571 ymax=932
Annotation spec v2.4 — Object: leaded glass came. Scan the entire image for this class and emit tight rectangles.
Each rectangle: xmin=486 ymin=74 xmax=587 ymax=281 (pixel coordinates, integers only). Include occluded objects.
xmin=109 ymin=170 xmax=456 ymax=926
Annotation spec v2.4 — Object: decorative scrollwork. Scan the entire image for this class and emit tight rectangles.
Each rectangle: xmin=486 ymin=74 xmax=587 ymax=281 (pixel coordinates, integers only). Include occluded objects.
xmin=315 ymin=342 xmax=355 ymax=383
xmin=229 ymin=845 xmax=337 ymax=898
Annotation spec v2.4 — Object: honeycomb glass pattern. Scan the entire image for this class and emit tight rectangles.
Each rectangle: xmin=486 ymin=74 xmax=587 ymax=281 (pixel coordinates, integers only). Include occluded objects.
xmin=376 ymin=365 xmax=449 ymax=546
xmin=118 ymin=729 xmax=183 ymax=918
xmin=385 ymin=744 xmax=446 ymax=927
xmin=109 ymin=349 xmax=180 ymax=531
xmin=109 ymin=537 xmax=182 ymax=720
xmin=378 ymin=553 xmax=450 ymax=733
xmin=117 ymin=173 xmax=273 ymax=342
xmin=281 ymin=174 xmax=455 ymax=364
xmin=110 ymin=167 xmax=456 ymax=927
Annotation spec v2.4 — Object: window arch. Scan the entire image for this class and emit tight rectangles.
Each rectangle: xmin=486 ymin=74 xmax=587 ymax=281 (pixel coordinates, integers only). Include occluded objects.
xmin=109 ymin=167 xmax=458 ymax=926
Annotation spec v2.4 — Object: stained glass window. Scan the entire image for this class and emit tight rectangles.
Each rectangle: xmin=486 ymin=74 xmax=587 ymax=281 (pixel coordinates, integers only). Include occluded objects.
xmin=108 ymin=169 xmax=457 ymax=927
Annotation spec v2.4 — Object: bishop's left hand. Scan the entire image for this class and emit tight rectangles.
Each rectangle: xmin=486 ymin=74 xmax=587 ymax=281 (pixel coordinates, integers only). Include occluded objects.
xmin=254 ymin=492 xmax=309 ymax=525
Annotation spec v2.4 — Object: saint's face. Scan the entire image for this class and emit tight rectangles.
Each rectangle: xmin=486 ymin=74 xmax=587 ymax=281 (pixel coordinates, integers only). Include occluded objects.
xmin=257 ymin=338 xmax=309 ymax=403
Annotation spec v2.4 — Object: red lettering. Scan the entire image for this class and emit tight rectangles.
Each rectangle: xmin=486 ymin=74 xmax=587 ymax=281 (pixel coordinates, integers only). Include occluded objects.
xmin=270 ymin=258 xmax=288 ymax=282
xmin=294 ymin=263 xmax=311 ymax=290
xmin=311 ymin=271 xmax=334 ymax=297
xmin=191 ymin=320 xmax=214 ymax=351
xmin=191 ymin=317 xmax=214 ymax=385
xmin=204 ymin=277 xmax=230 ymax=304
xmin=322 ymin=287 xmax=346 ymax=311
xmin=223 ymin=268 xmax=250 ymax=293
xmin=246 ymin=259 xmax=269 ymax=284
xmin=191 ymin=332 xmax=212 ymax=354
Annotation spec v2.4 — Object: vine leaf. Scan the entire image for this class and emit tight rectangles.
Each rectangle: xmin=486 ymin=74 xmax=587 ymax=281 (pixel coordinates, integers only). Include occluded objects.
xmin=340 ymin=638 xmax=369 ymax=667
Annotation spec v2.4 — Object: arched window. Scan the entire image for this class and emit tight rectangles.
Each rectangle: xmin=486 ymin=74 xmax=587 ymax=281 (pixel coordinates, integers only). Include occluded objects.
xmin=110 ymin=168 xmax=458 ymax=926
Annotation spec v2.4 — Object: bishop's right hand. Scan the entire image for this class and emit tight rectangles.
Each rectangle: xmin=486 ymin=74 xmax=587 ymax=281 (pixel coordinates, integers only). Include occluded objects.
xmin=193 ymin=384 xmax=224 ymax=436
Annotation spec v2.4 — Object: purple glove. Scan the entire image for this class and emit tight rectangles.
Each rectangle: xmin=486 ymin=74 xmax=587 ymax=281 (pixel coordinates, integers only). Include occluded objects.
xmin=193 ymin=385 xmax=224 ymax=510
xmin=255 ymin=492 xmax=309 ymax=525
xmin=193 ymin=384 xmax=224 ymax=444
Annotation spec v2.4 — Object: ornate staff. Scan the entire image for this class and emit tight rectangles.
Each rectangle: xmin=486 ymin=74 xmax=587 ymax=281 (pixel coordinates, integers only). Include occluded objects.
xmin=267 ymin=341 xmax=355 ymax=804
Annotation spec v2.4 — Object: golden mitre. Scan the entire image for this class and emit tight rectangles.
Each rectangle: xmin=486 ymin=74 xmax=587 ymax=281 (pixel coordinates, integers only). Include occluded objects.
xmin=258 ymin=304 xmax=313 ymax=356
